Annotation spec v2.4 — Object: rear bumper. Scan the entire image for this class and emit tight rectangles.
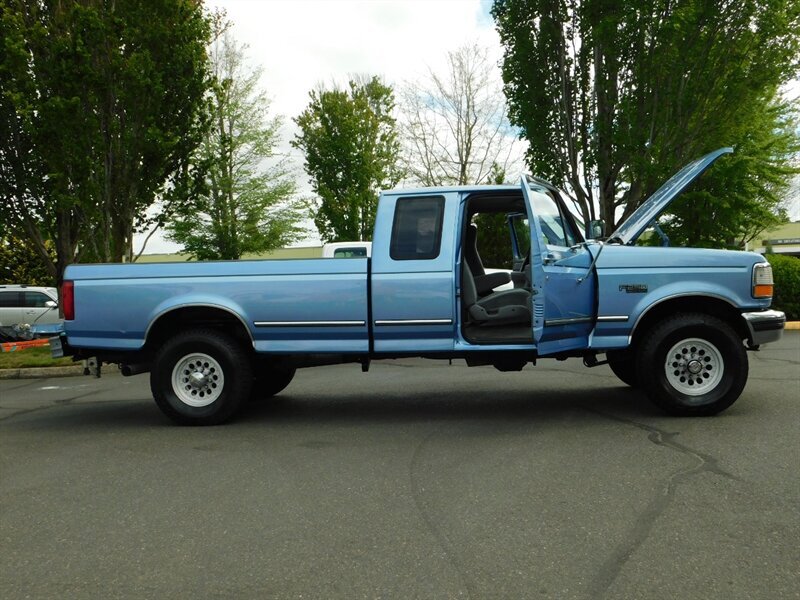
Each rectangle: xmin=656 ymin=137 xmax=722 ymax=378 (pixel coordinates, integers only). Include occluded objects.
xmin=742 ymin=310 xmax=785 ymax=346
xmin=49 ymin=334 xmax=73 ymax=359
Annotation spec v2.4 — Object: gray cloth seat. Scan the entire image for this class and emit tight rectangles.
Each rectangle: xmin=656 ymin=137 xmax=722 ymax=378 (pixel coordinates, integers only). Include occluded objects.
xmin=462 ymin=261 xmax=531 ymax=326
xmin=465 ymin=224 xmax=511 ymax=296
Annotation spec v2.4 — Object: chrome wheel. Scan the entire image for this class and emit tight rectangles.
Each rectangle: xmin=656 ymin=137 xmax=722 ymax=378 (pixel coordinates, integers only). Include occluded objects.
xmin=664 ymin=337 xmax=723 ymax=397
xmin=171 ymin=352 xmax=224 ymax=407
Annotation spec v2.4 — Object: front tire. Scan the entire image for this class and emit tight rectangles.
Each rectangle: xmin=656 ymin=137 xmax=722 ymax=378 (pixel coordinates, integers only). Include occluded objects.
xmin=251 ymin=366 xmax=296 ymax=401
xmin=637 ymin=313 xmax=748 ymax=416
xmin=150 ymin=329 xmax=253 ymax=425
xmin=606 ymin=350 xmax=638 ymax=387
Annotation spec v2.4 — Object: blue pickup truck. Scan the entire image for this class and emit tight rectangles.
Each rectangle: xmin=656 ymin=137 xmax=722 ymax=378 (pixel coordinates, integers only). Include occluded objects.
xmin=54 ymin=148 xmax=785 ymax=424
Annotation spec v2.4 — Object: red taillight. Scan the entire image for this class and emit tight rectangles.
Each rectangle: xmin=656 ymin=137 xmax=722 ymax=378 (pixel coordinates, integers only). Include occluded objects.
xmin=62 ymin=280 xmax=74 ymax=320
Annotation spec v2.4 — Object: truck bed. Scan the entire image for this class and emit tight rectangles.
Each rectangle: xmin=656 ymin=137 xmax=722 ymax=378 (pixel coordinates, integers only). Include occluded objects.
xmin=65 ymin=259 xmax=369 ymax=353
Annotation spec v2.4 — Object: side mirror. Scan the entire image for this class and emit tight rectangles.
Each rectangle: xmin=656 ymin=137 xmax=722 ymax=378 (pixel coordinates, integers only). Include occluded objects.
xmin=588 ymin=219 xmax=605 ymax=239
xmin=45 ymin=300 xmax=58 ymax=309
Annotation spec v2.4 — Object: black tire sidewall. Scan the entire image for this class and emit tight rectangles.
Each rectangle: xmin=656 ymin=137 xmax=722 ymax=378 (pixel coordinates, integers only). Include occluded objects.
xmin=151 ymin=330 xmax=252 ymax=425
xmin=251 ymin=367 xmax=296 ymax=401
xmin=607 ymin=350 xmax=639 ymax=387
xmin=639 ymin=315 xmax=748 ymax=416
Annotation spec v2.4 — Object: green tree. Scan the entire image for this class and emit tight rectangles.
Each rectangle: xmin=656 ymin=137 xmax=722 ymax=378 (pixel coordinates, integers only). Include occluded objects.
xmin=166 ymin=29 xmax=302 ymax=261
xmin=0 ymin=0 xmax=211 ymax=287
xmin=293 ymin=77 xmax=403 ymax=242
xmin=656 ymin=96 xmax=798 ymax=248
xmin=492 ymin=0 xmax=800 ymax=242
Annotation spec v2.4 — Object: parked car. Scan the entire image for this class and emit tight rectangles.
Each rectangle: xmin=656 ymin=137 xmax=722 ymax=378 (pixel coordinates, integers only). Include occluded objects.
xmin=0 ymin=285 xmax=61 ymax=327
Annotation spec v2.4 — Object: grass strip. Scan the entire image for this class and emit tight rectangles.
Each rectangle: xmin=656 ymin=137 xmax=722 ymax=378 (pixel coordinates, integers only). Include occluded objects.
xmin=0 ymin=346 xmax=76 ymax=369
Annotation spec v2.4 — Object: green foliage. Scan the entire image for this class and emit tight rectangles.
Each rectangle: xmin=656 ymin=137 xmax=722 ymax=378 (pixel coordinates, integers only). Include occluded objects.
xmin=474 ymin=163 xmax=514 ymax=267
xmin=166 ymin=30 xmax=302 ymax=261
xmin=474 ymin=213 xmax=513 ymax=268
xmin=293 ymin=77 xmax=403 ymax=242
xmin=0 ymin=0 xmax=212 ymax=282
xmin=492 ymin=0 xmax=800 ymax=244
xmin=648 ymin=97 xmax=797 ymax=249
xmin=0 ymin=236 xmax=54 ymax=286
xmin=766 ymin=254 xmax=800 ymax=320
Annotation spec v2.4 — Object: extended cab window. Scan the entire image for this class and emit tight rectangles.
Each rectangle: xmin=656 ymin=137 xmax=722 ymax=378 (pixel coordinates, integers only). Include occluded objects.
xmin=390 ymin=196 xmax=445 ymax=260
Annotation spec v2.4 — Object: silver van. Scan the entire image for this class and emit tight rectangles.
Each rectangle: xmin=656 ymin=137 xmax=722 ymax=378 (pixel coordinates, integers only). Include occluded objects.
xmin=0 ymin=285 xmax=61 ymax=327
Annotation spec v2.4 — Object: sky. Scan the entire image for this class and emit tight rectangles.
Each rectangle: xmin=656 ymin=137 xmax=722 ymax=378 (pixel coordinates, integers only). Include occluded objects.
xmin=134 ymin=0 xmax=800 ymax=255
xmin=134 ymin=0 xmax=500 ymax=254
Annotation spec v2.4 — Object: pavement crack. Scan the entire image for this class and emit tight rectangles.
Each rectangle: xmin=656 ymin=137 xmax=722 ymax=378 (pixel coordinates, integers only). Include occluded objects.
xmin=751 ymin=353 xmax=799 ymax=366
xmin=409 ymin=425 xmax=473 ymax=599
xmin=0 ymin=390 xmax=107 ymax=423
xmin=747 ymin=375 xmax=799 ymax=382
xmin=581 ymin=406 xmax=741 ymax=598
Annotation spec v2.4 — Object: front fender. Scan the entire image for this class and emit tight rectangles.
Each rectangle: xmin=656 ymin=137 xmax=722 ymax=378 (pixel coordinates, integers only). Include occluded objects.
xmin=592 ymin=277 xmax=749 ymax=350
xmin=628 ymin=282 xmax=744 ymax=335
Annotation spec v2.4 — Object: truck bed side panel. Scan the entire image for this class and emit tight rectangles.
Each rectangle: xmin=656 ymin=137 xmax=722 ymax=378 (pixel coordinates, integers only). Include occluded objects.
xmin=65 ymin=259 xmax=369 ymax=353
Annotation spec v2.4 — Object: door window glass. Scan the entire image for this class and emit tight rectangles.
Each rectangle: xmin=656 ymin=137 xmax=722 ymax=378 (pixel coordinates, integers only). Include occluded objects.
xmin=511 ymin=216 xmax=531 ymax=260
xmin=529 ymin=190 xmax=576 ymax=248
xmin=23 ymin=292 xmax=52 ymax=308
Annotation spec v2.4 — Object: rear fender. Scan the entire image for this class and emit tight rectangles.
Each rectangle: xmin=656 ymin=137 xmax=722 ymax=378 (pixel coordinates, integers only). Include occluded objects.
xmin=145 ymin=296 xmax=254 ymax=347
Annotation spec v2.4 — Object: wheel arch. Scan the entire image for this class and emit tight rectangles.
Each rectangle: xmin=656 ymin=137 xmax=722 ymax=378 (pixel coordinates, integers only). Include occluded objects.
xmin=629 ymin=295 xmax=748 ymax=347
xmin=144 ymin=304 xmax=255 ymax=356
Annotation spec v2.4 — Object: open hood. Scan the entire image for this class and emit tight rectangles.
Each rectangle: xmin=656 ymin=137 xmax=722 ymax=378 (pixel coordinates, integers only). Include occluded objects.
xmin=609 ymin=147 xmax=733 ymax=245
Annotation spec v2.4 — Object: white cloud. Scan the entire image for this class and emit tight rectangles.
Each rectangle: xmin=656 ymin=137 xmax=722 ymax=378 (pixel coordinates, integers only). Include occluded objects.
xmin=209 ymin=0 xmax=498 ymax=117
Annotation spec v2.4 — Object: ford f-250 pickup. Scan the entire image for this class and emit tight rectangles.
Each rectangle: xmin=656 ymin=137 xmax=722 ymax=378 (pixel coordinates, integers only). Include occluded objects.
xmin=52 ymin=148 xmax=786 ymax=425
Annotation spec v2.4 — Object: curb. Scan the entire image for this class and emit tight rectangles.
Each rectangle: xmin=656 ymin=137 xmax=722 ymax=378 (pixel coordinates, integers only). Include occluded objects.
xmin=0 ymin=365 xmax=85 ymax=380
xmin=785 ymin=321 xmax=800 ymax=330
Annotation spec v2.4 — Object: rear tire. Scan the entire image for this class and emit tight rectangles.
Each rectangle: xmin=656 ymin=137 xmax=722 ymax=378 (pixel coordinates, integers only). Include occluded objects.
xmin=606 ymin=350 xmax=638 ymax=387
xmin=150 ymin=329 xmax=252 ymax=425
xmin=636 ymin=313 xmax=747 ymax=416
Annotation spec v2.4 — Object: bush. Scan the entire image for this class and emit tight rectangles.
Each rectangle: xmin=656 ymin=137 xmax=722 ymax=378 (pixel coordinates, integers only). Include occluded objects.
xmin=766 ymin=254 xmax=800 ymax=321
xmin=0 ymin=236 xmax=54 ymax=286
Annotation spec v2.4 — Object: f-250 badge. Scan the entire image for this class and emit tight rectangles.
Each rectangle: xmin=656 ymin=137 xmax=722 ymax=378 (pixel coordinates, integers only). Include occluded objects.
xmin=619 ymin=284 xmax=648 ymax=293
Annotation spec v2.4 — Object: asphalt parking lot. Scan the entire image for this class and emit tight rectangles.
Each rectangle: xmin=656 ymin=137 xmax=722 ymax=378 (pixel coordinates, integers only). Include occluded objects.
xmin=1 ymin=332 xmax=798 ymax=599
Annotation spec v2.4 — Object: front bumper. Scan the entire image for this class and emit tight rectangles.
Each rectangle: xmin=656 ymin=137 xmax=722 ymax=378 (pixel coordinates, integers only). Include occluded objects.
xmin=742 ymin=309 xmax=785 ymax=347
